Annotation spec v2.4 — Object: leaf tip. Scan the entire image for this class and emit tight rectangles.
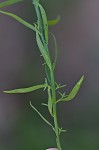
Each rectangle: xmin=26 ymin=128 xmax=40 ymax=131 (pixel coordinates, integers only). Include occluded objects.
xmin=3 ymin=90 xmax=10 ymax=93
xmin=78 ymin=75 xmax=85 ymax=85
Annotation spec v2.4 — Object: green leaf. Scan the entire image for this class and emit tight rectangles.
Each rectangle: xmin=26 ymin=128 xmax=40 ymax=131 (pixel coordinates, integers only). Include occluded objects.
xmin=0 ymin=0 xmax=23 ymax=8
xmin=45 ymin=65 xmax=51 ymax=84
xmin=3 ymin=84 xmax=47 ymax=94
xmin=57 ymin=76 xmax=84 ymax=102
xmin=47 ymin=86 xmax=53 ymax=117
xmin=32 ymin=0 xmax=39 ymax=5
xmin=38 ymin=3 xmax=48 ymax=44
xmin=36 ymin=31 xmax=51 ymax=70
xmin=0 ymin=10 xmax=36 ymax=32
xmin=30 ymin=101 xmax=55 ymax=130
xmin=50 ymin=32 xmax=58 ymax=69
xmin=48 ymin=16 xmax=60 ymax=26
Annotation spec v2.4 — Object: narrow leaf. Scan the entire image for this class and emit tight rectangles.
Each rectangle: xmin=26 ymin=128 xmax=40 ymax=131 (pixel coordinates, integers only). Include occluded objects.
xmin=50 ymin=32 xmax=58 ymax=69
xmin=0 ymin=10 xmax=36 ymax=31
xmin=0 ymin=0 xmax=23 ymax=8
xmin=57 ymin=76 xmax=84 ymax=102
xmin=38 ymin=3 xmax=48 ymax=44
xmin=32 ymin=0 xmax=39 ymax=5
xmin=36 ymin=31 xmax=51 ymax=70
xmin=45 ymin=65 xmax=51 ymax=84
xmin=48 ymin=16 xmax=60 ymax=26
xmin=48 ymin=86 xmax=53 ymax=116
xmin=3 ymin=84 xmax=47 ymax=94
xmin=30 ymin=101 xmax=54 ymax=130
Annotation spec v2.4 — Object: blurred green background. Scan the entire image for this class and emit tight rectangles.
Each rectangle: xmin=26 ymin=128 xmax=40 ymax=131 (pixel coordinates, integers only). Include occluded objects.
xmin=0 ymin=0 xmax=99 ymax=150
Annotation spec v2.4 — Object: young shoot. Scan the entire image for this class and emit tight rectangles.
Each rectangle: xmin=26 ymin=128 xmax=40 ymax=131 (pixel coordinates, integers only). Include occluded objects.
xmin=0 ymin=0 xmax=84 ymax=150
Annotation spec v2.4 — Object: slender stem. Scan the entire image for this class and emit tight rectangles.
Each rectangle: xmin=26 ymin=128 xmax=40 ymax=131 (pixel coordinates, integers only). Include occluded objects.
xmin=50 ymin=69 xmax=62 ymax=150
xmin=33 ymin=1 xmax=62 ymax=149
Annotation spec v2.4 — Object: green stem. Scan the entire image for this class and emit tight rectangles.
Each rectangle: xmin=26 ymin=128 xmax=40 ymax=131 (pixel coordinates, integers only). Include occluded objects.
xmin=33 ymin=0 xmax=51 ymax=84
xmin=50 ymin=69 xmax=62 ymax=150
xmin=33 ymin=1 xmax=62 ymax=149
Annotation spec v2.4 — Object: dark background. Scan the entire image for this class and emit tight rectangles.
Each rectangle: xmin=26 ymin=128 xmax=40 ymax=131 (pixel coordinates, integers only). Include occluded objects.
xmin=0 ymin=0 xmax=99 ymax=150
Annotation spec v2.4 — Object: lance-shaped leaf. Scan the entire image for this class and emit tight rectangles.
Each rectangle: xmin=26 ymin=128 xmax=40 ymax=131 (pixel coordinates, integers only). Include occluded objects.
xmin=48 ymin=86 xmax=53 ymax=117
xmin=50 ymin=32 xmax=58 ymax=69
xmin=45 ymin=65 xmax=51 ymax=84
xmin=48 ymin=16 xmax=61 ymax=26
xmin=36 ymin=31 xmax=52 ymax=70
xmin=38 ymin=3 xmax=48 ymax=44
xmin=30 ymin=101 xmax=55 ymax=131
xmin=57 ymin=76 xmax=84 ymax=102
xmin=0 ymin=10 xmax=36 ymax=32
xmin=0 ymin=0 xmax=23 ymax=8
xmin=3 ymin=84 xmax=48 ymax=94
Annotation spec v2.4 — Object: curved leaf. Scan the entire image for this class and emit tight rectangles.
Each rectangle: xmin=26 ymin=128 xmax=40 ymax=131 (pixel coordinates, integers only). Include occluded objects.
xmin=57 ymin=76 xmax=84 ymax=102
xmin=48 ymin=16 xmax=60 ymax=26
xmin=38 ymin=3 xmax=48 ymax=44
xmin=50 ymin=32 xmax=58 ymax=69
xmin=3 ymin=84 xmax=47 ymax=94
xmin=0 ymin=0 xmax=23 ymax=8
xmin=30 ymin=101 xmax=54 ymax=130
xmin=0 ymin=10 xmax=36 ymax=31
xmin=36 ymin=31 xmax=51 ymax=70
